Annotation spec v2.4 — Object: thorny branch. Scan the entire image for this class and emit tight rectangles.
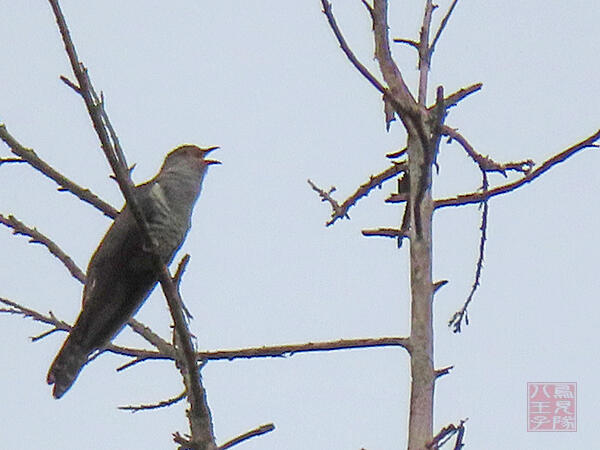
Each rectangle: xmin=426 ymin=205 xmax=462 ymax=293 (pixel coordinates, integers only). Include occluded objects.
xmin=119 ymin=390 xmax=187 ymax=413
xmin=443 ymin=126 xmax=534 ymax=175
xmin=0 ymin=213 xmax=85 ymax=282
xmin=432 ymin=129 xmax=600 ymax=209
xmin=0 ymin=123 xmax=118 ymax=218
xmin=308 ymin=161 xmax=407 ymax=226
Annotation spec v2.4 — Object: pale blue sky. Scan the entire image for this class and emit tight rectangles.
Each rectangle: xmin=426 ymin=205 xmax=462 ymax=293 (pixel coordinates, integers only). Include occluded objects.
xmin=1 ymin=1 xmax=598 ymax=449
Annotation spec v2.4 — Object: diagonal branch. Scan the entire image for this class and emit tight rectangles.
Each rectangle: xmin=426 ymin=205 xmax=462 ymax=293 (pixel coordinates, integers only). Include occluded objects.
xmin=435 ymin=83 xmax=482 ymax=111
xmin=320 ymin=0 xmax=386 ymax=94
xmin=308 ymin=161 xmax=407 ymax=226
xmin=218 ymin=424 xmax=276 ymax=450
xmin=430 ymin=0 xmax=460 ymax=56
xmin=372 ymin=0 xmax=416 ymax=108
xmin=0 ymin=213 xmax=85 ymax=282
xmin=0 ymin=123 xmax=118 ymax=218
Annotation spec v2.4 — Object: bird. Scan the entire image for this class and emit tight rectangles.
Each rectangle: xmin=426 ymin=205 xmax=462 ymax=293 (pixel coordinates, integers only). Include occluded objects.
xmin=47 ymin=144 xmax=219 ymax=399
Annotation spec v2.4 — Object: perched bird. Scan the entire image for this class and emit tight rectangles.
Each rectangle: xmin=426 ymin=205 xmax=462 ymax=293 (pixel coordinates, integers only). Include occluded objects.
xmin=47 ymin=144 xmax=219 ymax=399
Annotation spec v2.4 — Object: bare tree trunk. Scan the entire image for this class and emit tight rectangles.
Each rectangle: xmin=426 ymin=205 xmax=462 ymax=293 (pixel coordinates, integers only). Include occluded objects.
xmin=407 ymin=134 xmax=434 ymax=449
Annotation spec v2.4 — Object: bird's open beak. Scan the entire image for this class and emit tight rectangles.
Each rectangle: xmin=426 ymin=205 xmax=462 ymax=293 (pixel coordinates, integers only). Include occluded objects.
xmin=200 ymin=146 xmax=221 ymax=165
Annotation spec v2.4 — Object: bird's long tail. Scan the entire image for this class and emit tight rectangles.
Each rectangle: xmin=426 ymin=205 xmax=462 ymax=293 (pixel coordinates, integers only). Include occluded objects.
xmin=46 ymin=336 xmax=91 ymax=399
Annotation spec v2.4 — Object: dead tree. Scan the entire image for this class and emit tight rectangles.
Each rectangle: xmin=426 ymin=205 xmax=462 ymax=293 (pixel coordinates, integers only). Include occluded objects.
xmin=308 ymin=1 xmax=599 ymax=448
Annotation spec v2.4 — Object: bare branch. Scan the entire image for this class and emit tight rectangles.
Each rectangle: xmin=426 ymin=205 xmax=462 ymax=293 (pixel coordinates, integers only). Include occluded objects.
xmin=417 ymin=1 xmax=435 ymax=105
xmin=432 ymin=129 xmax=600 ymax=209
xmin=0 ymin=123 xmax=118 ymax=218
xmin=360 ymin=0 xmax=374 ymax=18
xmin=0 ymin=213 xmax=86 ymax=283
xmin=437 ymin=83 xmax=482 ymax=110
xmin=119 ymin=390 xmax=186 ymax=413
xmin=393 ymin=38 xmax=419 ymax=49
xmin=434 ymin=365 xmax=453 ymax=379
xmin=128 ymin=318 xmax=176 ymax=357
xmin=449 ymin=175 xmax=489 ymax=333
xmin=430 ymin=0 xmax=460 ymax=55
xmin=307 ymin=179 xmax=344 ymax=221
xmin=59 ymin=75 xmax=81 ymax=93
xmin=320 ymin=0 xmax=386 ymax=94
xmin=309 ymin=161 xmax=407 ymax=226
xmin=362 ymin=227 xmax=408 ymax=239
xmin=372 ymin=0 xmax=417 ymax=108
xmin=386 ymin=147 xmax=407 ymax=159
xmin=443 ymin=126 xmax=533 ymax=175
xmin=196 ymin=337 xmax=411 ymax=361
xmin=218 ymin=423 xmax=276 ymax=450
xmin=0 ymin=157 xmax=27 ymax=165
xmin=433 ymin=280 xmax=449 ymax=293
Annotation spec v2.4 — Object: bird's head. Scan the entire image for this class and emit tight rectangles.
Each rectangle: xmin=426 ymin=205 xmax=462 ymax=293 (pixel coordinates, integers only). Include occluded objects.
xmin=163 ymin=144 xmax=221 ymax=172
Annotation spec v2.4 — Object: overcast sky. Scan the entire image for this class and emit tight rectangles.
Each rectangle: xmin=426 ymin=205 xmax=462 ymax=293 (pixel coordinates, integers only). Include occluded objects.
xmin=1 ymin=1 xmax=599 ymax=449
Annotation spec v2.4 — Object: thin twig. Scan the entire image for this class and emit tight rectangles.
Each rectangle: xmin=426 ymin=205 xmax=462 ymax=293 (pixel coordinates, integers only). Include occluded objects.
xmin=0 ymin=123 xmax=118 ymax=218
xmin=393 ymin=38 xmax=419 ymax=49
xmin=128 ymin=318 xmax=176 ymax=357
xmin=449 ymin=174 xmax=489 ymax=333
xmin=218 ymin=424 xmax=275 ymax=450
xmin=320 ymin=0 xmax=386 ymax=94
xmin=430 ymin=0 xmax=460 ymax=55
xmin=0 ymin=213 xmax=85 ymax=282
xmin=0 ymin=157 xmax=27 ymax=165
xmin=119 ymin=390 xmax=186 ymax=413
xmin=309 ymin=161 xmax=407 ymax=226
